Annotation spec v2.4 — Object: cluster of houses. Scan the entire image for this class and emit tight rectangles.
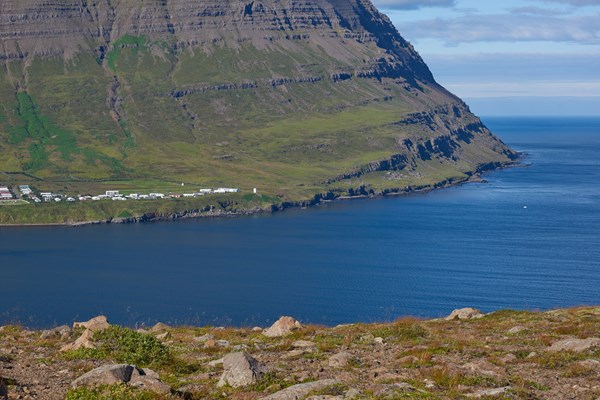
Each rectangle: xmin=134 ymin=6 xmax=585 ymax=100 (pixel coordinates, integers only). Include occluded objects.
xmin=0 ymin=185 xmax=245 ymax=204
xmin=0 ymin=186 xmax=14 ymax=201
xmin=80 ymin=188 xmax=241 ymax=202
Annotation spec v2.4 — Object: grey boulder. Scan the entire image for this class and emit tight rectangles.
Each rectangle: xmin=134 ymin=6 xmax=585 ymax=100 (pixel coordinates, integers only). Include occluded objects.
xmin=217 ymin=352 xmax=264 ymax=388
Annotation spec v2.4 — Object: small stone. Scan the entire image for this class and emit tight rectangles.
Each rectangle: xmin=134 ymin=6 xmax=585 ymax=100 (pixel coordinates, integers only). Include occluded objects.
xmin=465 ymin=386 xmax=512 ymax=398
xmin=374 ymin=337 xmax=385 ymax=345
xmin=526 ymin=352 xmax=537 ymax=359
xmin=462 ymin=360 xmax=504 ymax=379
xmin=195 ymin=334 xmax=214 ymax=343
xmin=508 ymin=326 xmax=526 ymax=334
xmin=204 ymin=339 xmax=217 ymax=348
xmin=252 ymin=327 xmax=263 ymax=332
xmin=155 ymin=332 xmax=171 ymax=341
xmin=208 ymin=357 xmax=224 ymax=367
xmin=217 ymin=352 xmax=264 ymax=388
xmin=281 ymin=349 xmax=308 ymax=360
xmin=359 ymin=334 xmax=375 ymax=343
xmin=345 ymin=388 xmax=361 ymax=399
xmin=260 ymin=379 xmax=339 ymax=400
xmin=40 ymin=325 xmax=71 ymax=339
xmin=216 ymin=340 xmax=230 ymax=347
xmin=129 ymin=368 xmax=171 ymax=394
xmin=445 ymin=308 xmax=484 ymax=321
xmin=263 ymin=316 xmax=303 ymax=338
xmin=149 ymin=323 xmax=170 ymax=333
xmin=328 ymin=352 xmax=357 ymax=368
xmin=73 ymin=316 xmax=109 ymax=332
xmin=71 ymin=364 xmax=133 ymax=388
xmin=548 ymin=338 xmax=600 ymax=353
xmin=292 ymin=340 xmax=316 ymax=348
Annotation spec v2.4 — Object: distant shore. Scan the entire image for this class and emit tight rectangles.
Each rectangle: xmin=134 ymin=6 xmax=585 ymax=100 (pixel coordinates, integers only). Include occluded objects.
xmin=0 ymin=159 xmax=522 ymax=227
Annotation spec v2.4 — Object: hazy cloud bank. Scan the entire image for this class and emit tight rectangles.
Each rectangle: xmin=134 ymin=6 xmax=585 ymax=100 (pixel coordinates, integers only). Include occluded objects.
xmin=371 ymin=0 xmax=455 ymax=10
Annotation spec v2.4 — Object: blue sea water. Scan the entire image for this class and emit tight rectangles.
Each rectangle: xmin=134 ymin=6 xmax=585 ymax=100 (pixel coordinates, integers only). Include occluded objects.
xmin=1 ymin=117 xmax=599 ymax=328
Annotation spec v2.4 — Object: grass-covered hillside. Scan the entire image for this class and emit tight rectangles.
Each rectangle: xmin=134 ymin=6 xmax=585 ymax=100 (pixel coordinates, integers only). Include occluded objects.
xmin=0 ymin=0 xmax=518 ymax=224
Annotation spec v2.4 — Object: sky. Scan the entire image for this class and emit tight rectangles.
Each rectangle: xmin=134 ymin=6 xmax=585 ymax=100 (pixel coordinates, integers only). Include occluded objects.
xmin=372 ymin=0 xmax=600 ymax=116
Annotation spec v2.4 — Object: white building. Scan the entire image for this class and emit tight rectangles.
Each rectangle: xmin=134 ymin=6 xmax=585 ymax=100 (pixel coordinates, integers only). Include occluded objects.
xmin=214 ymin=188 xmax=240 ymax=194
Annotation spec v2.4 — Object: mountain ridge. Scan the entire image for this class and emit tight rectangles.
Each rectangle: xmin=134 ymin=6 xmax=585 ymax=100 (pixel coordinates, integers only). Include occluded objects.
xmin=0 ymin=0 xmax=518 ymax=223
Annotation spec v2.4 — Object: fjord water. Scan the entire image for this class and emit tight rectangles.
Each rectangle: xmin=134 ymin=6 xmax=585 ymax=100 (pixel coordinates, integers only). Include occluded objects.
xmin=1 ymin=117 xmax=599 ymax=328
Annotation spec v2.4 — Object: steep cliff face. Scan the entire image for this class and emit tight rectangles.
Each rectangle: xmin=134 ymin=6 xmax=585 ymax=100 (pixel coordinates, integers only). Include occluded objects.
xmin=0 ymin=0 xmax=517 ymax=197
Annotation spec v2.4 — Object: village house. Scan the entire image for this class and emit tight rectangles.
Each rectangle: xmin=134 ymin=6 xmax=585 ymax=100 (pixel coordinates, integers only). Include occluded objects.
xmin=0 ymin=186 xmax=13 ymax=200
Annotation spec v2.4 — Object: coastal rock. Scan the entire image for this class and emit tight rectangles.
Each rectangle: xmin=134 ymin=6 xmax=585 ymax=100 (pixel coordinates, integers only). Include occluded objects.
xmin=150 ymin=323 xmax=170 ymax=333
xmin=155 ymin=332 xmax=171 ymax=341
xmin=40 ymin=325 xmax=71 ymax=339
xmin=71 ymin=364 xmax=134 ymax=388
xmin=260 ymin=379 xmax=339 ymax=400
xmin=217 ymin=352 xmax=264 ymax=388
xmin=548 ymin=338 xmax=600 ymax=353
xmin=445 ymin=308 xmax=484 ymax=321
xmin=263 ymin=316 xmax=303 ymax=338
xmin=61 ymin=328 xmax=95 ymax=352
xmin=73 ymin=316 xmax=109 ymax=332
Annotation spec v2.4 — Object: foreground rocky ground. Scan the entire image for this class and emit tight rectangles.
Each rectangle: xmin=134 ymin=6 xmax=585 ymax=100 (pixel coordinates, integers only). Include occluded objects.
xmin=1 ymin=307 xmax=599 ymax=400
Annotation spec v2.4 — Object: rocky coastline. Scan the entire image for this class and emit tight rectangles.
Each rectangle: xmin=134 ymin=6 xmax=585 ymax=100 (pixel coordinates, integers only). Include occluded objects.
xmin=0 ymin=159 xmax=522 ymax=228
xmin=1 ymin=306 xmax=598 ymax=399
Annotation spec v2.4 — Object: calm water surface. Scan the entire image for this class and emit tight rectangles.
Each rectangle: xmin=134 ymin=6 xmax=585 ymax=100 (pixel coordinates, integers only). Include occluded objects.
xmin=1 ymin=117 xmax=599 ymax=328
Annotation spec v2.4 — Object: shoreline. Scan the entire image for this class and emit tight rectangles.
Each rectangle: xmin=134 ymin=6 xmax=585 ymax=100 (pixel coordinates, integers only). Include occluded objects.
xmin=0 ymin=159 xmax=523 ymax=228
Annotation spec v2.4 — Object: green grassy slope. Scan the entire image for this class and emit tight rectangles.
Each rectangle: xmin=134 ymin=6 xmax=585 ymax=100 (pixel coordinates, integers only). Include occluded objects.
xmin=0 ymin=27 xmax=517 ymax=224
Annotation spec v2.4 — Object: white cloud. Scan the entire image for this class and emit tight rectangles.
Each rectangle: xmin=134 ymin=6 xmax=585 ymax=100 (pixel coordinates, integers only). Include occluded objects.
xmin=446 ymin=81 xmax=600 ymax=98
xmin=371 ymin=0 xmax=455 ymax=10
xmin=536 ymin=0 xmax=600 ymax=6
xmin=398 ymin=13 xmax=600 ymax=45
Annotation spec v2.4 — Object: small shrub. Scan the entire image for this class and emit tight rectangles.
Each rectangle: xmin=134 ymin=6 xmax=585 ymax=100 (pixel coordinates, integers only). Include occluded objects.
xmin=63 ymin=326 xmax=170 ymax=367
xmin=372 ymin=318 xmax=428 ymax=342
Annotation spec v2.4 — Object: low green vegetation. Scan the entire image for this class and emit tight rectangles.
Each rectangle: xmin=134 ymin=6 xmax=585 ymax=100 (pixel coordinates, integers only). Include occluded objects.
xmin=63 ymin=326 xmax=170 ymax=367
xmin=66 ymin=384 xmax=167 ymax=400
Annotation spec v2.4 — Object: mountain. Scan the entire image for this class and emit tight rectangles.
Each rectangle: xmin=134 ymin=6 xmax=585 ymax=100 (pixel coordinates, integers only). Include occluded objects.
xmin=0 ymin=0 xmax=518 ymax=204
